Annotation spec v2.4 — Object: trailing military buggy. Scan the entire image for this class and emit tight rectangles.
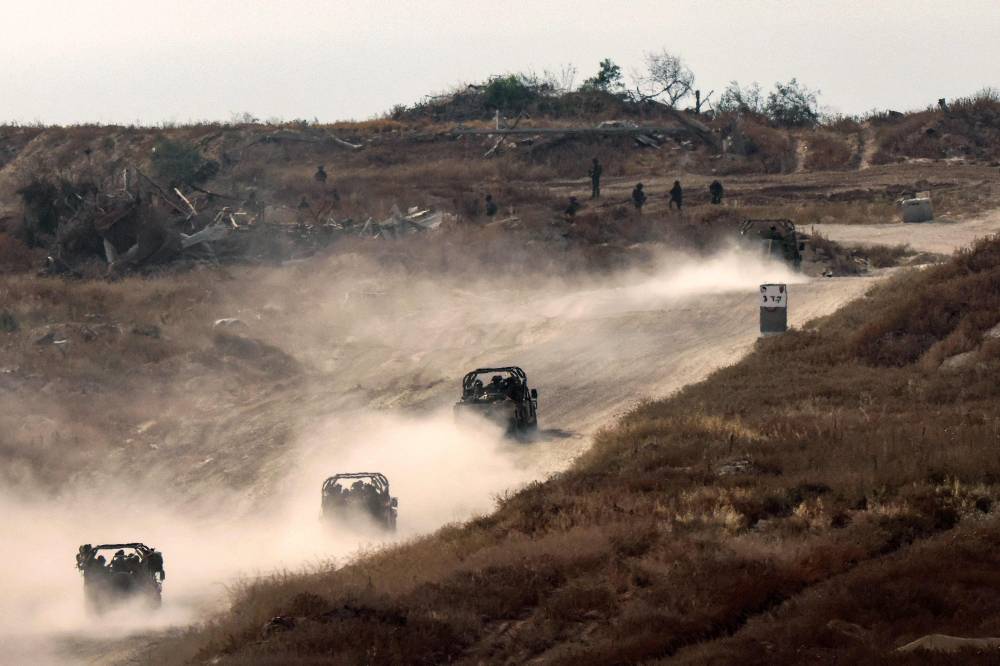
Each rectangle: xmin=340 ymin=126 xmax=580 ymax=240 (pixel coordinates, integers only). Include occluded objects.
xmin=75 ymin=543 xmax=165 ymax=613
xmin=454 ymin=366 xmax=538 ymax=434
xmin=322 ymin=472 xmax=398 ymax=530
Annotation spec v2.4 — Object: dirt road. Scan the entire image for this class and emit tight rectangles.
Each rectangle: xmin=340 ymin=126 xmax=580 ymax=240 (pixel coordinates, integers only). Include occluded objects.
xmin=812 ymin=208 xmax=1000 ymax=254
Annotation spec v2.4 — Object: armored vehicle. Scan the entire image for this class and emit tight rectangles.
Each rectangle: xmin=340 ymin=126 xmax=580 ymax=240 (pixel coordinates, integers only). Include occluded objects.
xmin=740 ymin=218 xmax=804 ymax=269
xmin=454 ymin=366 xmax=538 ymax=433
xmin=75 ymin=542 xmax=165 ymax=613
xmin=322 ymin=472 xmax=398 ymax=530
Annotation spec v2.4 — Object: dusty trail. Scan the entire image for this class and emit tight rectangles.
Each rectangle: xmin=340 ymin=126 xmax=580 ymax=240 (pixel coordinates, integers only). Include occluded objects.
xmin=858 ymin=121 xmax=878 ymax=170
xmin=813 ymin=207 xmax=1000 ymax=254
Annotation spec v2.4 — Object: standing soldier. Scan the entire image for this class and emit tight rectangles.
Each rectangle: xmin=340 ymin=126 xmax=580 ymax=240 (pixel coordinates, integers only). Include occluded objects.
xmin=588 ymin=157 xmax=603 ymax=199
xmin=631 ymin=183 xmax=647 ymax=212
xmin=314 ymin=165 xmax=328 ymax=183
xmin=484 ymin=193 xmax=498 ymax=217
xmin=669 ymin=180 xmax=684 ymax=210
xmin=296 ymin=196 xmax=311 ymax=226
xmin=709 ymin=179 xmax=724 ymax=205
xmin=564 ymin=196 xmax=582 ymax=220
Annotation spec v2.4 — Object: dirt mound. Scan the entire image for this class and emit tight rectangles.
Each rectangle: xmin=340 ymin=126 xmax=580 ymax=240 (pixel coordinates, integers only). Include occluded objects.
xmin=874 ymin=90 xmax=1000 ymax=164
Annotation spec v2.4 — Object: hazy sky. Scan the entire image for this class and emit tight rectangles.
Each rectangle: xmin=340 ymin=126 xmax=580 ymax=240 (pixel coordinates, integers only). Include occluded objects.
xmin=3 ymin=0 xmax=998 ymax=125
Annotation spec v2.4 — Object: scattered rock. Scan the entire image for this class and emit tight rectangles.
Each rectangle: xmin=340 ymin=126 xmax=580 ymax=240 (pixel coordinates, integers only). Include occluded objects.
xmin=940 ymin=350 xmax=978 ymax=372
xmin=213 ymin=317 xmax=248 ymax=331
xmin=716 ymin=458 xmax=759 ymax=476
xmin=984 ymin=322 xmax=1000 ymax=340
xmin=136 ymin=420 xmax=157 ymax=434
xmin=896 ymin=634 xmax=1000 ymax=653
xmin=261 ymin=615 xmax=297 ymax=638
xmin=34 ymin=331 xmax=68 ymax=346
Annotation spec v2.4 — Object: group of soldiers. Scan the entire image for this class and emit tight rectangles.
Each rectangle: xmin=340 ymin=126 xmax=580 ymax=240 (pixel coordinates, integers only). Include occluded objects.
xmin=480 ymin=157 xmax=726 ymax=222
xmin=631 ymin=176 xmax=725 ymax=213
xmin=77 ymin=546 xmax=142 ymax=575
xmin=469 ymin=374 xmax=525 ymax=402
xmin=314 ymin=157 xmax=726 ymax=224
xmin=326 ymin=480 xmax=385 ymax=515
xmin=591 ymin=157 xmax=725 ymax=215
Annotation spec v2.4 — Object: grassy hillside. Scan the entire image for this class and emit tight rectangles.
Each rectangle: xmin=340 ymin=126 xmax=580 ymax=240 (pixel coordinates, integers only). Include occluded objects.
xmin=2 ymin=90 xmax=999 ymax=278
xmin=133 ymin=234 xmax=1000 ymax=664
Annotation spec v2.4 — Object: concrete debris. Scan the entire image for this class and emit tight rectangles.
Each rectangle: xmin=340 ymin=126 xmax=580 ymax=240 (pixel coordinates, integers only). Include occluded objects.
xmin=22 ymin=165 xmax=446 ymax=276
xmin=634 ymin=134 xmax=662 ymax=149
xmin=34 ymin=331 xmax=69 ymax=346
xmin=180 ymin=223 xmax=231 ymax=249
xmin=360 ymin=205 xmax=450 ymax=240
xmin=900 ymin=196 xmax=934 ymax=223
xmin=213 ymin=318 xmax=248 ymax=331
xmin=484 ymin=137 xmax=503 ymax=158
xmin=597 ymin=120 xmax=639 ymax=129
xmin=716 ymin=458 xmax=759 ymax=476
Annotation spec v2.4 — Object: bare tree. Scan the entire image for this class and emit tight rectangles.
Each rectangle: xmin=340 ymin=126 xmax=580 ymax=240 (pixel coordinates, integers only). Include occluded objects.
xmin=630 ymin=49 xmax=695 ymax=108
xmin=542 ymin=63 xmax=578 ymax=94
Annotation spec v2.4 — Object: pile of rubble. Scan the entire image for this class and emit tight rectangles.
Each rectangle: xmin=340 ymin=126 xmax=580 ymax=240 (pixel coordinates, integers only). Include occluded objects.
xmin=17 ymin=168 xmax=448 ymax=276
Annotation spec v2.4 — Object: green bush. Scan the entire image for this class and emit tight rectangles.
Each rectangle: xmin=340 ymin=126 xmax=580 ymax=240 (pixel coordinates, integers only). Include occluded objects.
xmin=765 ymin=78 xmax=820 ymax=127
xmin=483 ymin=75 xmax=539 ymax=113
xmin=150 ymin=139 xmax=219 ymax=188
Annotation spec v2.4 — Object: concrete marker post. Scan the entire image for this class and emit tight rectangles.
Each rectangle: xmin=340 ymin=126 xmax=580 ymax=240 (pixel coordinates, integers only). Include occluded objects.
xmin=760 ymin=283 xmax=788 ymax=335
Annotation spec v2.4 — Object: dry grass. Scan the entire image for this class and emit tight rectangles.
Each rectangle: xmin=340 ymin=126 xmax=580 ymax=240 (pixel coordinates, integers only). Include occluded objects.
xmin=740 ymin=121 xmax=796 ymax=173
xmin=873 ymin=91 xmax=1000 ymax=164
xmin=734 ymin=201 xmax=896 ymax=226
xmin=808 ymin=232 xmax=913 ymax=273
xmin=803 ymin=130 xmax=857 ymax=171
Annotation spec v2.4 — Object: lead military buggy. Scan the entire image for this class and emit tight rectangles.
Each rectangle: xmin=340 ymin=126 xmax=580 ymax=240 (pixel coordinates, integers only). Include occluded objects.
xmin=454 ymin=366 xmax=538 ymax=433
xmin=75 ymin=542 xmax=165 ymax=614
xmin=322 ymin=472 xmax=398 ymax=530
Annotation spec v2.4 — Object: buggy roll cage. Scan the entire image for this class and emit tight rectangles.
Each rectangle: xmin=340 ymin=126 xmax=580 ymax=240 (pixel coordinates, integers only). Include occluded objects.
xmin=322 ymin=472 xmax=391 ymax=497
xmin=80 ymin=543 xmax=156 ymax=559
xmin=739 ymin=219 xmax=797 ymax=236
xmin=462 ymin=367 xmax=527 ymax=393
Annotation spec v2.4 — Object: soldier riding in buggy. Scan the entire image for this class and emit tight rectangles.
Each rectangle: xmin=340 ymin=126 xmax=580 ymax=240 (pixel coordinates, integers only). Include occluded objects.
xmin=454 ymin=366 xmax=539 ymax=435
xmin=75 ymin=542 xmax=165 ymax=614
xmin=321 ymin=472 xmax=398 ymax=531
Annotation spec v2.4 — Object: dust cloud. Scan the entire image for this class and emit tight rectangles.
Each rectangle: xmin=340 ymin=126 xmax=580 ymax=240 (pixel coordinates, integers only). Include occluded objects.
xmin=532 ymin=245 xmax=807 ymax=319
xmin=0 ymin=244 xmax=829 ymax=664
xmin=0 ymin=410 xmax=533 ymax=665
